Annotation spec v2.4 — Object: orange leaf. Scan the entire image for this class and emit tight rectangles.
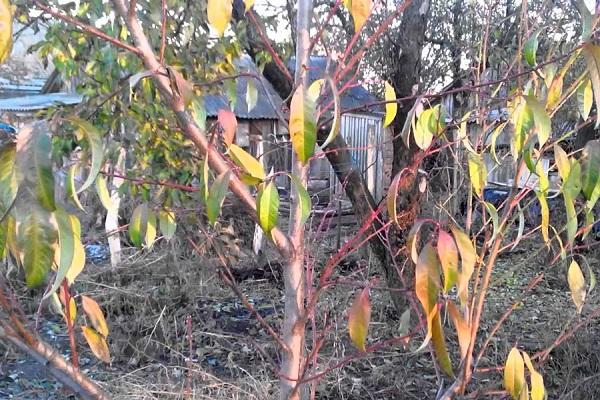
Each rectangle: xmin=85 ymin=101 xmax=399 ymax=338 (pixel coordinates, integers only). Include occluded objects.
xmin=431 ymin=310 xmax=454 ymax=377
xmin=450 ymin=224 xmax=476 ymax=306
xmin=438 ymin=230 xmax=458 ymax=294
xmin=81 ymin=326 xmax=111 ymax=363
xmin=348 ymin=287 xmax=371 ymax=352
xmin=81 ymin=295 xmax=109 ymax=337
xmin=218 ymin=108 xmax=237 ymax=147
xmin=447 ymin=300 xmax=470 ymax=360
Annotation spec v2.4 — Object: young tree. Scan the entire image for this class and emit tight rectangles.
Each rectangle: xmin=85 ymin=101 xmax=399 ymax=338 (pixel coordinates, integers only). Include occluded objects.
xmin=1 ymin=1 xmax=600 ymax=399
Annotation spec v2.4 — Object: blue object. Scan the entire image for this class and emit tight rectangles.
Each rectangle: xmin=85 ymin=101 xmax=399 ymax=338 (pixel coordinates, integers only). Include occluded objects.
xmin=0 ymin=122 xmax=16 ymax=134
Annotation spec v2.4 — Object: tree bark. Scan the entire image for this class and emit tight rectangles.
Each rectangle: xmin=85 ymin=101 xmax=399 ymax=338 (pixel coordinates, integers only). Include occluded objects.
xmin=280 ymin=1 xmax=312 ymax=399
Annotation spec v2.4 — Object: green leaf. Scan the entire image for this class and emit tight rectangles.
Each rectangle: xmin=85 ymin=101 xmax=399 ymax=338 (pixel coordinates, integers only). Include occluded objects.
xmin=581 ymin=140 xmax=600 ymax=204
xmin=45 ymin=209 xmax=82 ymax=299
xmin=574 ymin=0 xmax=592 ymax=41
xmin=583 ymin=44 xmax=600 ymax=128
xmin=468 ymin=153 xmax=487 ymax=197
xmin=207 ymin=0 xmax=232 ymax=37
xmin=484 ymin=202 xmax=499 ymax=243
xmin=450 ymin=224 xmax=477 ymax=306
xmin=95 ymin=175 xmax=116 ymax=212
xmin=289 ymin=84 xmax=317 ymax=164
xmin=67 ymin=117 xmax=104 ymax=194
xmin=383 ymin=81 xmax=397 ymax=128
xmin=524 ymin=31 xmax=539 ymax=66
xmin=577 ymin=79 xmax=593 ymax=121
xmin=206 ymin=170 xmax=231 ymax=226
xmin=192 ymin=97 xmax=207 ymax=130
xmin=290 ymin=174 xmax=311 ymax=225
xmin=431 ymin=310 xmax=453 ymax=377
xmin=510 ymin=97 xmax=534 ymax=157
xmin=348 ymin=287 xmax=371 ymax=352
xmin=321 ymin=77 xmax=341 ymax=148
xmin=568 ymin=260 xmax=586 ymax=313
xmin=563 ymin=160 xmax=581 ymax=199
xmin=564 ymin=193 xmax=578 ymax=245
xmin=437 ymin=230 xmax=458 ymax=294
xmin=0 ymin=216 xmax=7 ymax=259
xmin=16 ymin=124 xmax=55 ymax=211
xmin=525 ymin=96 xmax=551 ymax=147
xmin=0 ymin=143 xmax=17 ymax=213
xmin=158 ymin=208 xmax=176 ymax=240
xmin=246 ymin=79 xmax=257 ymax=113
xmin=66 ymin=165 xmax=85 ymax=212
xmin=227 ymin=143 xmax=265 ymax=185
xmin=129 ymin=203 xmax=157 ymax=248
xmin=256 ymin=181 xmax=279 ymax=235
xmin=18 ymin=206 xmax=57 ymax=288
xmin=0 ymin=0 xmax=12 ymax=64
xmin=504 ymin=347 xmax=526 ymax=400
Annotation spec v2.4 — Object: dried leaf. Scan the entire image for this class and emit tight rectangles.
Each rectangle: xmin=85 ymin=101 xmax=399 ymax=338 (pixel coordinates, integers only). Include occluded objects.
xmin=504 ymin=347 xmax=526 ymax=400
xmin=568 ymin=260 xmax=586 ymax=313
xmin=348 ymin=287 xmax=371 ymax=352
xmin=82 ymin=326 xmax=111 ymax=363
xmin=81 ymin=295 xmax=109 ymax=337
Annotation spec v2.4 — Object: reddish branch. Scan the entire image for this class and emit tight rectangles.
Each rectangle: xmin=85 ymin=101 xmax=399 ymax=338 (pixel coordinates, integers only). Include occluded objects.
xmin=61 ymin=280 xmax=80 ymax=370
xmin=33 ymin=1 xmax=143 ymax=57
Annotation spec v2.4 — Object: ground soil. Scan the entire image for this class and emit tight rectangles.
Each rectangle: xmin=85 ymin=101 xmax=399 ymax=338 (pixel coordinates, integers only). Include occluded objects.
xmin=1 ymin=233 xmax=600 ymax=399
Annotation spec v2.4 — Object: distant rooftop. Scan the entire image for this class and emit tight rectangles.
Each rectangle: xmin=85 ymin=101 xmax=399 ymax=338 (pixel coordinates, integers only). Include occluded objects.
xmin=288 ymin=56 xmax=383 ymax=114
xmin=204 ymin=55 xmax=284 ymax=120
xmin=0 ymin=93 xmax=83 ymax=112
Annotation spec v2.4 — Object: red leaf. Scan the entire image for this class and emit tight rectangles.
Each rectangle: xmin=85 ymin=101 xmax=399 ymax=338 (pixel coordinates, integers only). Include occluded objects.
xmin=218 ymin=109 xmax=237 ymax=147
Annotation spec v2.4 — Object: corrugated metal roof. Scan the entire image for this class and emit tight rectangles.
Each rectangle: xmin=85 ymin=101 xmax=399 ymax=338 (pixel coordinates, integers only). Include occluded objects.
xmin=204 ymin=55 xmax=284 ymax=120
xmin=0 ymin=93 xmax=83 ymax=111
xmin=0 ymin=77 xmax=47 ymax=93
xmin=289 ymin=56 xmax=383 ymax=115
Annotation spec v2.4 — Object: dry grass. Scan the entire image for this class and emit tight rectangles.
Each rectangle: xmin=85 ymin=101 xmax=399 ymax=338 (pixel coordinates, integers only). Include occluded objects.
xmin=3 ymin=230 xmax=600 ymax=399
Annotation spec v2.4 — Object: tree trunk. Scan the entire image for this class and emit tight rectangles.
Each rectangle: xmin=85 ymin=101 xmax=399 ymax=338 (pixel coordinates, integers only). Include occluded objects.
xmin=280 ymin=1 xmax=312 ymax=399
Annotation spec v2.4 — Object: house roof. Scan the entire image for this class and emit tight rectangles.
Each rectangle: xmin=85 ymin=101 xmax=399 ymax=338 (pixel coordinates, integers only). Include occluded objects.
xmin=0 ymin=77 xmax=47 ymax=98
xmin=204 ymin=55 xmax=284 ymax=120
xmin=0 ymin=93 xmax=83 ymax=112
xmin=288 ymin=56 xmax=383 ymax=115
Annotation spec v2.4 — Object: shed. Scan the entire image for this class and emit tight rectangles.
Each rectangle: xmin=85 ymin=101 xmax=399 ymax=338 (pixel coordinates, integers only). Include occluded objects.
xmin=287 ymin=56 xmax=392 ymax=204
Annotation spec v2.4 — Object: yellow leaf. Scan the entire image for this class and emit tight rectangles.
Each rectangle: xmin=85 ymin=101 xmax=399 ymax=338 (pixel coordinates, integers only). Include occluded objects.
xmin=468 ymin=153 xmax=487 ymax=197
xmin=289 ymin=84 xmax=317 ymax=164
xmin=307 ymin=79 xmax=324 ymax=101
xmin=383 ymin=81 xmax=397 ymax=128
xmin=447 ymin=301 xmax=470 ymax=360
xmin=82 ymin=326 xmax=111 ymax=363
xmin=65 ymin=239 xmax=85 ymax=284
xmin=227 ymin=143 xmax=265 ymax=184
xmin=523 ymin=351 xmax=545 ymax=400
xmin=415 ymin=242 xmax=441 ymax=322
xmin=568 ymin=260 xmax=586 ymax=313
xmin=81 ymin=295 xmax=109 ymax=337
xmin=243 ymin=0 xmax=254 ymax=12
xmin=0 ymin=0 xmax=12 ymax=64
xmin=345 ymin=0 xmax=373 ymax=33
xmin=348 ymin=287 xmax=370 ymax=352
xmin=545 ymin=74 xmax=563 ymax=111
xmin=504 ymin=347 xmax=526 ymax=400
xmin=67 ymin=297 xmax=76 ymax=325
xmin=207 ymin=0 xmax=233 ymax=37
